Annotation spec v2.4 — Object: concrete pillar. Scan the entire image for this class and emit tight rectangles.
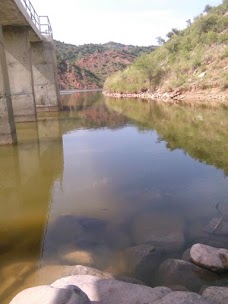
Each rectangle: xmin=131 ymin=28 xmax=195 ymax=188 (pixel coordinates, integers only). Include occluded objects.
xmin=3 ymin=26 xmax=36 ymax=122
xmin=0 ymin=26 xmax=17 ymax=144
xmin=31 ymin=37 xmax=60 ymax=112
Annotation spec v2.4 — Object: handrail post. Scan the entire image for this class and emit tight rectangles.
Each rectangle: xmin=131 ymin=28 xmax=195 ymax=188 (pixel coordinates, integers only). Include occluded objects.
xmin=19 ymin=0 xmax=53 ymax=38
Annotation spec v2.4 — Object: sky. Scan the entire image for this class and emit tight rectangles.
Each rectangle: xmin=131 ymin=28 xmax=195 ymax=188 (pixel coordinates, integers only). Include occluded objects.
xmin=31 ymin=0 xmax=223 ymax=46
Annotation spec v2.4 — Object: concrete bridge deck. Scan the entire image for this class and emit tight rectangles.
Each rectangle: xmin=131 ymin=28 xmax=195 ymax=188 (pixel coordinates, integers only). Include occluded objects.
xmin=0 ymin=0 xmax=43 ymax=41
xmin=0 ymin=0 xmax=60 ymax=145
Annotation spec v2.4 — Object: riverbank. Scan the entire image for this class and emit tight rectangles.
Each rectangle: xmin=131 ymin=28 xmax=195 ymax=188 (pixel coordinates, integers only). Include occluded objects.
xmin=103 ymin=89 xmax=228 ymax=106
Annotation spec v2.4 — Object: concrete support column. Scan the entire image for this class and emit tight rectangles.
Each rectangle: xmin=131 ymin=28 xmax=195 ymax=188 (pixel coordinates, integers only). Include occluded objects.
xmin=31 ymin=38 xmax=60 ymax=112
xmin=3 ymin=26 xmax=36 ymax=122
xmin=0 ymin=26 xmax=17 ymax=145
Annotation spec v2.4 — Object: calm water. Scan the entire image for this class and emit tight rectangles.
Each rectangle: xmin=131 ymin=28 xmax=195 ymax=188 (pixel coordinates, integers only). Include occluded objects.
xmin=0 ymin=92 xmax=228 ymax=302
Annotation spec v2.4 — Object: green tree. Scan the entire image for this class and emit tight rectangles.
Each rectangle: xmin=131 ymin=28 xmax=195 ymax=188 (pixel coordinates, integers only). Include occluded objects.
xmin=156 ymin=36 xmax=165 ymax=45
xmin=135 ymin=54 xmax=164 ymax=89
xmin=186 ymin=19 xmax=192 ymax=27
xmin=204 ymin=4 xmax=213 ymax=13
xmin=166 ymin=31 xmax=174 ymax=39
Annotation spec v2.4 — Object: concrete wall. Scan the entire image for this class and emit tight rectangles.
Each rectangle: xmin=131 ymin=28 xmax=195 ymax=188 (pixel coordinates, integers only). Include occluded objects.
xmin=3 ymin=26 xmax=37 ymax=122
xmin=0 ymin=9 xmax=61 ymax=145
xmin=0 ymin=25 xmax=17 ymax=144
xmin=31 ymin=38 xmax=60 ymax=112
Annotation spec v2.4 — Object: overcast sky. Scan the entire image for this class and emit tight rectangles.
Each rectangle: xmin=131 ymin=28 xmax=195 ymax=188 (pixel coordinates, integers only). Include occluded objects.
xmin=31 ymin=0 xmax=223 ymax=46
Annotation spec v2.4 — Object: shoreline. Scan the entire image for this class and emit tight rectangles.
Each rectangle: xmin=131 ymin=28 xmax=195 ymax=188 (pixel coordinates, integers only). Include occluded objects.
xmin=60 ymin=89 xmax=103 ymax=95
xmin=103 ymin=89 xmax=228 ymax=105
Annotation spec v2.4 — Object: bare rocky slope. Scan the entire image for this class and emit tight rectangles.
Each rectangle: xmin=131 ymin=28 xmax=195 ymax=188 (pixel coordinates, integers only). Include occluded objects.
xmin=55 ymin=41 xmax=156 ymax=90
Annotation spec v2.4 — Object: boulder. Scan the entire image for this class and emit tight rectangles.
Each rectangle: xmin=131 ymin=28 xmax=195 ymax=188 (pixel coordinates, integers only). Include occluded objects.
xmin=190 ymin=243 xmax=228 ymax=273
xmin=36 ymin=264 xmax=143 ymax=286
xmin=159 ymin=259 xmax=218 ymax=292
xmin=132 ymin=213 xmax=185 ymax=252
xmin=68 ymin=265 xmax=114 ymax=279
xmin=9 ymin=285 xmax=90 ymax=304
xmin=154 ymin=291 xmax=210 ymax=304
xmin=202 ymin=286 xmax=228 ymax=304
xmin=52 ymin=275 xmax=172 ymax=304
xmin=122 ymin=244 xmax=162 ymax=283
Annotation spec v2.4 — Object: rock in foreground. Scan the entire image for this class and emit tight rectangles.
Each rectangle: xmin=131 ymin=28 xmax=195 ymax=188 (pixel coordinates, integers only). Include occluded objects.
xmin=154 ymin=291 xmax=209 ymax=304
xmin=52 ymin=275 xmax=171 ymax=304
xmin=9 ymin=285 xmax=90 ymax=304
xmin=9 ymin=274 xmax=221 ymax=304
xmin=202 ymin=286 xmax=228 ymax=304
xmin=190 ymin=243 xmax=228 ymax=273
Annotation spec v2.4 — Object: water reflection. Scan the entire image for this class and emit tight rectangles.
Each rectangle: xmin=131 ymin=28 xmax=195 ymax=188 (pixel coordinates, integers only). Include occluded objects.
xmin=60 ymin=91 xmax=128 ymax=130
xmin=0 ymin=92 xmax=228 ymax=302
xmin=0 ymin=117 xmax=63 ymax=303
xmin=105 ymin=98 xmax=228 ymax=176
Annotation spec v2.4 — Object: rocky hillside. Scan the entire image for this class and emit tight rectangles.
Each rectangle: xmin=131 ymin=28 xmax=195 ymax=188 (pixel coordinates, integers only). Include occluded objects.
xmin=104 ymin=1 xmax=228 ymax=102
xmin=55 ymin=41 xmax=156 ymax=90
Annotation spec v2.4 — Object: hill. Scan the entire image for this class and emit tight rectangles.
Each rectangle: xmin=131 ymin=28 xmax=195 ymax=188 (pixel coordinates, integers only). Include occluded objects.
xmin=55 ymin=41 xmax=156 ymax=90
xmin=104 ymin=1 xmax=228 ymax=103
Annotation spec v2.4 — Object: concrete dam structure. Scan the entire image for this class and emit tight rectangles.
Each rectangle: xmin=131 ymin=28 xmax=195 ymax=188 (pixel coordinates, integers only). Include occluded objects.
xmin=0 ymin=0 xmax=60 ymax=145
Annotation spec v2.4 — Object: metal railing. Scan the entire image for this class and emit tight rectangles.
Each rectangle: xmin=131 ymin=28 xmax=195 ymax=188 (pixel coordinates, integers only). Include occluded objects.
xmin=39 ymin=16 xmax=53 ymax=37
xmin=20 ymin=0 xmax=53 ymax=37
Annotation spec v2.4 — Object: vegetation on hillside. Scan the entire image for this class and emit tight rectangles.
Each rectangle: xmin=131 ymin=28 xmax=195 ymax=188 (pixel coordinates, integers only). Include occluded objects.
xmin=55 ymin=41 xmax=156 ymax=90
xmin=104 ymin=1 xmax=228 ymax=94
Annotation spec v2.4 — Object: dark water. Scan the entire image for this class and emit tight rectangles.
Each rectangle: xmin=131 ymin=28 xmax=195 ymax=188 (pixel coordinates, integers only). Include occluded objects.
xmin=0 ymin=91 xmax=228 ymax=302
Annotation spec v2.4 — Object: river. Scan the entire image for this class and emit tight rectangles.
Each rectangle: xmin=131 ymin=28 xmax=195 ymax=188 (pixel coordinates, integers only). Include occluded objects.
xmin=0 ymin=91 xmax=228 ymax=303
